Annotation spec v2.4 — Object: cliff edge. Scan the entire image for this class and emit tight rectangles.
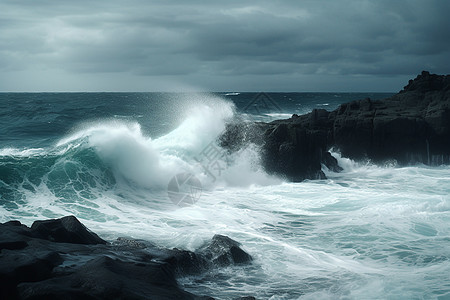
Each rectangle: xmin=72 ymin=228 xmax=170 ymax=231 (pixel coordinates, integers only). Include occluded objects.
xmin=221 ymin=71 xmax=450 ymax=181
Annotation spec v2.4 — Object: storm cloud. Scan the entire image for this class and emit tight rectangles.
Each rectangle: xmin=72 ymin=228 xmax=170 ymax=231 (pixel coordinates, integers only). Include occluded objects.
xmin=1 ymin=0 xmax=449 ymax=91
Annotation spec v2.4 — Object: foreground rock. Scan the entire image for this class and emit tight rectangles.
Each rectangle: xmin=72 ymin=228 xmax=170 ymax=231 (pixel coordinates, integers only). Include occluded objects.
xmin=0 ymin=216 xmax=253 ymax=300
xmin=220 ymin=71 xmax=450 ymax=181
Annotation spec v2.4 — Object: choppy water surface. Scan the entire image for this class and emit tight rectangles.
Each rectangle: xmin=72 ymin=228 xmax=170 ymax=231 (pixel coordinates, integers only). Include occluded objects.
xmin=1 ymin=92 xmax=449 ymax=299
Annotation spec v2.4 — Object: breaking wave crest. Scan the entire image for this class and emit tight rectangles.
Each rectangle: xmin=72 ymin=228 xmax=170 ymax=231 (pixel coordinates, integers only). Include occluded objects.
xmin=0 ymin=97 xmax=279 ymax=224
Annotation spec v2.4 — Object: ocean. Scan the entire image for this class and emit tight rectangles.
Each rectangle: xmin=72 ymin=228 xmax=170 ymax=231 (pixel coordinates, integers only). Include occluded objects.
xmin=1 ymin=92 xmax=449 ymax=299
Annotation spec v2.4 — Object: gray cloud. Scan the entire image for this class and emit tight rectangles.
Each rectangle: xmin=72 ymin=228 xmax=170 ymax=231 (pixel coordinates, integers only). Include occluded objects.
xmin=0 ymin=0 xmax=449 ymax=91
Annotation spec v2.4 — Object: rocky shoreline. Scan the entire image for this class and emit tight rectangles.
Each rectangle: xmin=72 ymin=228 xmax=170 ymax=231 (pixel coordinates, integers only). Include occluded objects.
xmin=2 ymin=72 xmax=449 ymax=299
xmin=221 ymin=71 xmax=450 ymax=181
xmin=0 ymin=216 xmax=254 ymax=300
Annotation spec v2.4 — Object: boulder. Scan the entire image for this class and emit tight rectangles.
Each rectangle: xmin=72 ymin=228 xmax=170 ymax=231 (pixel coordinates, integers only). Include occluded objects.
xmin=0 ymin=216 xmax=253 ymax=300
xmin=164 ymin=234 xmax=252 ymax=275
xmin=197 ymin=234 xmax=252 ymax=266
xmin=18 ymin=256 xmax=197 ymax=300
xmin=30 ymin=215 xmax=106 ymax=245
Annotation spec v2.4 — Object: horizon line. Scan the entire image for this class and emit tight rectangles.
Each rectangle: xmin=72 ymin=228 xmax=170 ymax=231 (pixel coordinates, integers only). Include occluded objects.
xmin=0 ymin=90 xmax=397 ymax=94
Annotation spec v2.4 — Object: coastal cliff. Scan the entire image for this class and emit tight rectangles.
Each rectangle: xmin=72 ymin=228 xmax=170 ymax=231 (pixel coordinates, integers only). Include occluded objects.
xmin=221 ymin=71 xmax=450 ymax=181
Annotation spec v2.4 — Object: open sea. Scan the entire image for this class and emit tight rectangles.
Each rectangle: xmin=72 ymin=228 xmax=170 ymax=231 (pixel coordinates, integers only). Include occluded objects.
xmin=1 ymin=92 xmax=450 ymax=299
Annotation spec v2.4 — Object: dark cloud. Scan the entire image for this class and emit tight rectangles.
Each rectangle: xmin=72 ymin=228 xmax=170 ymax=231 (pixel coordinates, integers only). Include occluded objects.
xmin=0 ymin=0 xmax=449 ymax=91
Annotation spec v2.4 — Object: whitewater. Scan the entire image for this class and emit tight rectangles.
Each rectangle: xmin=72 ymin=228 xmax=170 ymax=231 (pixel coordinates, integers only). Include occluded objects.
xmin=1 ymin=92 xmax=449 ymax=299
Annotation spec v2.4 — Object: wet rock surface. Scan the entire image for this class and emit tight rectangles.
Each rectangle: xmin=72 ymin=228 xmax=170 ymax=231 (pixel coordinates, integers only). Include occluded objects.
xmin=0 ymin=216 xmax=253 ymax=300
xmin=220 ymin=71 xmax=450 ymax=181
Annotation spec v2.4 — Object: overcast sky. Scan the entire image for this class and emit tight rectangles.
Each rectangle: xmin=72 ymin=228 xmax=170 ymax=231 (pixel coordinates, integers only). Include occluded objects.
xmin=1 ymin=0 xmax=449 ymax=92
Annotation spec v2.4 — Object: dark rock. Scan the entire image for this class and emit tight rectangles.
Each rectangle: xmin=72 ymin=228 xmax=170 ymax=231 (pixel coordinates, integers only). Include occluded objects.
xmin=163 ymin=234 xmax=252 ymax=275
xmin=31 ymin=215 xmax=106 ymax=245
xmin=18 ymin=256 xmax=197 ymax=300
xmin=332 ymin=72 xmax=450 ymax=165
xmin=0 ymin=250 xmax=63 ymax=300
xmin=1 ymin=216 xmax=253 ymax=300
xmin=0 ymin=251 xmax=62 ymax=283
xmin=219 ymin=72 xmax=450 ymax=180
xmin=222 ymin=109 xmax=335 ymax=182
xmin=164 ymin=248 xmax=205 ymax=275
xmin=5 ymin=220 xmax=23 ymax=226
xmin=322 ymin=151 xmax=343 ymax=172
xmin=401 ymin=70 xmax=449 ymax=93
xmin=198 ymin=234 xmax=252 ymax=266
xmin=219 ymin=121 xmax=266 ymax=153
xmin=0 ymin=221 xmax=33 ymax=252
xmin=0 ymin=240 xmax=28 ymax=250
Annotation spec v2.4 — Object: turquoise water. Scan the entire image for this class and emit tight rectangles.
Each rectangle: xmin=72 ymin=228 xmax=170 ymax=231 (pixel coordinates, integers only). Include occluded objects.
xmin=1 ymin=92 xmax=449 ymax=299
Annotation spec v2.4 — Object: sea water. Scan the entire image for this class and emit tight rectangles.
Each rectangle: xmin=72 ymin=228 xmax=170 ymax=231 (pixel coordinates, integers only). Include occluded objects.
xmin=1 ymin=92 xmax=449 ymax=299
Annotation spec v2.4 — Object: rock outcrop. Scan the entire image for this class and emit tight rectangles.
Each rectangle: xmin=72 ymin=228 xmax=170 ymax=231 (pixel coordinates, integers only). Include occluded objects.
xmin=220 ymin=71 xmax=450 ymax=181
xmin=0 ymin=216 xmax=253 ymax=300
xmin=331 ymin=71 xmax=450 ymax=165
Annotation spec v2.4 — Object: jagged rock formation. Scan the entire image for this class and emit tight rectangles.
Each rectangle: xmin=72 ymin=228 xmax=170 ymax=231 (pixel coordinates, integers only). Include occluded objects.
xmin=0 ymin=216 xmax=253 ymax=300
xmin=220 ymin=71 xmax=450 ymax=181
xmin=331 ymin=71 xmax=450 ymax=165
